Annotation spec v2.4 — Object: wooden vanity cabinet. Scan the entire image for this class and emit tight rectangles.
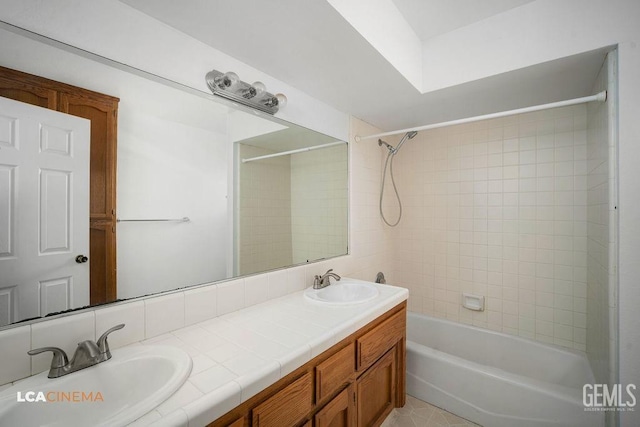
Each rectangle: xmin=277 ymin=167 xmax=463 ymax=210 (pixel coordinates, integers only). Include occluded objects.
xmin=210 ymin=302 xmax=406 ymax=427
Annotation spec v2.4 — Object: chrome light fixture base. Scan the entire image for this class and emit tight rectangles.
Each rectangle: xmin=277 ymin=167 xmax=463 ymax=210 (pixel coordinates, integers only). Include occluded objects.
xmin=205 ymin=69 xmax=286 ymax=115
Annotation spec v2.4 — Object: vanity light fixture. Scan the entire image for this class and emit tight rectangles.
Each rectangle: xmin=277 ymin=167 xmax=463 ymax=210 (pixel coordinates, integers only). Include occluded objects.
xmin=205 ymin=69 xmax=287 ymax=114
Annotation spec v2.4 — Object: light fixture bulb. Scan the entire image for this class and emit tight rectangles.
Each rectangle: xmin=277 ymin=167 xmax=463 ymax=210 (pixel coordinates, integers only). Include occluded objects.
xmin=222 ymin=71 xmax=239 ymax=87
xmin=252 ymin=81 xmax=266 ymax=96
xmin=275 ymin=93 xmax=287 ymax=108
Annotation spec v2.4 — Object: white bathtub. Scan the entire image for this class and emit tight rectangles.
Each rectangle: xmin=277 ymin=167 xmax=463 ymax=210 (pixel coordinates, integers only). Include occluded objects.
xmin=406 ymin=312 xmax=604 ymax=427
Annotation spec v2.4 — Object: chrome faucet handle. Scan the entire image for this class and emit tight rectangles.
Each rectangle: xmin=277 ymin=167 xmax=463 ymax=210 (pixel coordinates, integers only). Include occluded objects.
xmin=27 ymin=347 xmax=69 ymax=370
xmin=96 ymin=323 xmax=125 ymax=358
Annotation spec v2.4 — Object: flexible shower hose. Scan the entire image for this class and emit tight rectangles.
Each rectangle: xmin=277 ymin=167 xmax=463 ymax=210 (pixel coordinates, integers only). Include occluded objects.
xmin=379 ymin=150 xmax=402 ymax=226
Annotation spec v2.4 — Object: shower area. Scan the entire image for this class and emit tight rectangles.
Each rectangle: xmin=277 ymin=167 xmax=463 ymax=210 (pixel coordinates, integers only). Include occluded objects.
xmin=370 ymin=50 xmax=618 ymax=426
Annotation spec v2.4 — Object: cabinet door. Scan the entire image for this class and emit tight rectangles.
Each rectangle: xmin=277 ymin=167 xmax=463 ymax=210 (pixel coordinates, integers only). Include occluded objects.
xmin=356 ymin=348 xmax=396 ymax=427
xmin=315 ymin=385 xmax=356 ymax=427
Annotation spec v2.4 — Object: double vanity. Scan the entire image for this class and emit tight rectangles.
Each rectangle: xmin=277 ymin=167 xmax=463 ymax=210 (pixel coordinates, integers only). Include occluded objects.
xmin=0 ymin=279 xmax=408 ymax=427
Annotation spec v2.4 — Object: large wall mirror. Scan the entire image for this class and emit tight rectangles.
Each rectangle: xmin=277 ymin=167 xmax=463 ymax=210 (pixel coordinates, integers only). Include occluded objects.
xmin=0 ymin=23 xmax=348 ymax=327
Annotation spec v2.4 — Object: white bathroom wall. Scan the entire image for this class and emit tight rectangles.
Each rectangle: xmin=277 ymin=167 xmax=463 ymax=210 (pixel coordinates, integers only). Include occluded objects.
xmin=616 ymin=38 xmax=640 ymax=427
xmin=418 ymin=0 xmax=639 ymax=94
xmin=388 ymin=105 xmax=590 ymax=350
xmin=290 ymin=145 xmax=349 ymax=264
xmin=586 ymin=50 xmax=618 ymax=425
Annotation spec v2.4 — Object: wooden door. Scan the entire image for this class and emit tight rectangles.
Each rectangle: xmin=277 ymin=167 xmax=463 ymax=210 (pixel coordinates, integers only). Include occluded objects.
xmin=0 ymin=66 xmax=118 ymax=306
xmin=315 ymin=385 xmax=356 ymax=427
xmin=0 ymin=96 xmax=90 ymax=324
xmin=356 ymin=349 xmax=396 ymax=427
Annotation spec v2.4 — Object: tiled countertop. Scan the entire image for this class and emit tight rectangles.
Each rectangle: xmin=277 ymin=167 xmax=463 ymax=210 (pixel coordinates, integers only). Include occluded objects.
xmin=129 ymin=280 xmax=408 ymax=427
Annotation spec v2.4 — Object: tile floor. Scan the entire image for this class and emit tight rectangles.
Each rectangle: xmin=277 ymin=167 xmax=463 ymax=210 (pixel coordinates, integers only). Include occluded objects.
xmin=380 ymin=395 xmax=481 ymax=427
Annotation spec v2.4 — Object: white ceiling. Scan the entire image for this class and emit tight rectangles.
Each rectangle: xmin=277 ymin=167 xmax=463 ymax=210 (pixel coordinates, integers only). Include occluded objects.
xmin=120 ymin=0 xmax=608 ymax=132
xmin=392 ymin=0 xmax=535 ymax=41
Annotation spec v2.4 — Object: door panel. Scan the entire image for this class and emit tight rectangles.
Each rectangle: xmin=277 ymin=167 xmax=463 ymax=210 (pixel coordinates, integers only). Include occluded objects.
xmin=39 ymin=168 xmax=72 ymax=253
xmin=356 ymin=349 xmax=396 ymax=427
xmin=0 ymin=96 xmax=90 ymax=324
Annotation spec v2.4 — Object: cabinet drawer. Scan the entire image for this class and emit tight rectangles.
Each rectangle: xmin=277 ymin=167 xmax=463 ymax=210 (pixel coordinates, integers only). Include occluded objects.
xmin=252 ymin=372 xmax=313 ymax=427
xmin=356 ymin=309 xmax=405 ymax=371
xmin=316 ymin=343 xmax=355 ymax=402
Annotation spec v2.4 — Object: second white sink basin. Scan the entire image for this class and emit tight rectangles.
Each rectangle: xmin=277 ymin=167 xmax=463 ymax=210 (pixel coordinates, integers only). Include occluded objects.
xmin=304 ymin=280 xmax=379 ymax=305
xmin=0 ymin=345 xmax=192 ymax=427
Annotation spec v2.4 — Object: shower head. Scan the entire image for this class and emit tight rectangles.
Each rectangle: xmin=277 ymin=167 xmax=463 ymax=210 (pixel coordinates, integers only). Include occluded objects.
xmin=394 ymin=131 xmax=418 ymax=153
xmin=378 ymin=139 xmax=395 ymax=153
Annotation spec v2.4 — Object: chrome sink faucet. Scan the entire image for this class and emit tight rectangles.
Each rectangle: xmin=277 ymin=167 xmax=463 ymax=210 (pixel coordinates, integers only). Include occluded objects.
xmin=28 ymin=324 xmax=125 ymax=378
xmin=313 ymin=269 xmax=341 ymax=289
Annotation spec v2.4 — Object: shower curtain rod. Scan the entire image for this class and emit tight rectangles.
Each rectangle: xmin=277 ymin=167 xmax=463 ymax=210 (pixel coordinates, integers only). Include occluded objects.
xmin=355 ymin=90 xmax=607 ymax=142
xmin=241 ymin=141 xmax=346 ymax=163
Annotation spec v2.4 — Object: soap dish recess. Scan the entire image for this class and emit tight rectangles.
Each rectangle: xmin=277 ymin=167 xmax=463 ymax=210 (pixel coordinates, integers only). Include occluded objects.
xmin=462 ymin=293 xmax=485 ymax=311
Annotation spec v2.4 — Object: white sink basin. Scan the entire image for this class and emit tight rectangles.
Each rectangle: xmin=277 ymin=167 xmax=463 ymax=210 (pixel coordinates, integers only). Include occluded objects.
xmin=304 ymin=280 xmax=379 ymax=305
xmin=0 ymin=345 xmax=192 ymax=427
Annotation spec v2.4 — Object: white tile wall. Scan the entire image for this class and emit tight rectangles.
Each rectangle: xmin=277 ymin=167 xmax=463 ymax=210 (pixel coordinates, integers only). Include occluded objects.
xmin=266 ymin=269 xmax=289 ymax=300
xmin=31 ymin=312 xmax=96 ymax=375
xmin=184 ymin=285 xmax=218 ymax=326
xmin=238 ymin=144 xmax=293 ymax=275
xmin=388 ymin=105 xmax=589 ymax=350
xmin=290 ymin=144 xmax=348 ymax=264
xmin=244 ymin=275 xmax=268 ymax=307
xmin=95 ymin=301 xmax=145 ymax=349
xmin=0 ymin=326 xmax=30 ymax=385
xmin=145 ymin=293 xmax=185 ymax=339
xmin=216 ymin=279 xmax=245 ymax=316
xmin=238 ymin=142 xmax=348 ymax=274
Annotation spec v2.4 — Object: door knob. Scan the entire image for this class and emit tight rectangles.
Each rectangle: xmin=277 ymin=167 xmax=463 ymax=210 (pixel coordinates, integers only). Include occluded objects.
xmin=75 ymin=255 xmax=88 ymax=263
